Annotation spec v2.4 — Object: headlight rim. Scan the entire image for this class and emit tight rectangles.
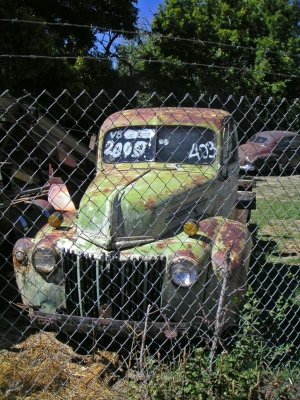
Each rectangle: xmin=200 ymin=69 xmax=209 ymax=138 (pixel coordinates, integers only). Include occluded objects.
xmin=169 ymin=257 xmax=199 ymax=288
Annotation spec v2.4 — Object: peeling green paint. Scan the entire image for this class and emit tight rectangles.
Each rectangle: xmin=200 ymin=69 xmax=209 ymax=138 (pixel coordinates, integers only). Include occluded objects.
xmin=12 ymin=108 xmax=254 ymax=337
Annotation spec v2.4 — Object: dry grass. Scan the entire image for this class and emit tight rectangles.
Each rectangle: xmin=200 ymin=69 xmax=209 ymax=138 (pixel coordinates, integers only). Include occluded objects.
xmin=0 ymin=331 xmax=123 ymax=399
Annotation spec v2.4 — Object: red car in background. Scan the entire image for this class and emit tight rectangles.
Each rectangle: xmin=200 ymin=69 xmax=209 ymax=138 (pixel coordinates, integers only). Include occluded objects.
xmin=238 ymin=130 xmax=300 ymax=175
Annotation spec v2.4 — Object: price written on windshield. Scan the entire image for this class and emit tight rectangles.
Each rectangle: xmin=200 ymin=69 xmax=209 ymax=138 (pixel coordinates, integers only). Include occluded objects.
xmin=104 ymin=129 xmax=216 ymax=162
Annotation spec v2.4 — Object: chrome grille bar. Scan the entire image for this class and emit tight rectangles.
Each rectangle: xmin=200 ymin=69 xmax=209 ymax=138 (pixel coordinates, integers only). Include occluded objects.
xmin=62 ymin=251 xmax=166 ymax=320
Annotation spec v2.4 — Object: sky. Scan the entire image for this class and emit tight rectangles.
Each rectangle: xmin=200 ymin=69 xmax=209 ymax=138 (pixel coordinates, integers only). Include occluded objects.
xmin=137 ymin=0 xmax=161 ymax=23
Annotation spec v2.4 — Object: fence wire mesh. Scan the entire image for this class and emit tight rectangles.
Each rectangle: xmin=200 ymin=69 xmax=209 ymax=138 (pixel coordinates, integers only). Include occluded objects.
xmin=0 ymin=91 xmax=300 ymax=399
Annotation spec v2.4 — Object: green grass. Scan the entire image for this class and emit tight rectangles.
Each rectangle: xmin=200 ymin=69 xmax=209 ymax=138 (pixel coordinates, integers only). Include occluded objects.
xmin=251 ymin=196 xmax=300 ymax=265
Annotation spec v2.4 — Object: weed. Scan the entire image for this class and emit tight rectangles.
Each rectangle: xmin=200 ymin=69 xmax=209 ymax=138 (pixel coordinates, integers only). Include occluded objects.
xmin=125 ymin=288 xmax=300 ymax=399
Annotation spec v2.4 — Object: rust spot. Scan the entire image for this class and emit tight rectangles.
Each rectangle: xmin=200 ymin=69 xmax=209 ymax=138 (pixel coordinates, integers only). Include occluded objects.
xmin=144 ymin=198 xmax=156 ymax=211
xmin=198 ymin=217 xmax=222 ymax=237
xmin=173 ymin=250 xmax=197 ymax=262
xmin=102 ymin=187 xmax=112 ymax=195
xmin=164 ymin=329 xmax=178 ymax=339
xmin=155 ymin=241 xmax=168 ymax=249
xmin=212 ymin=249 xmax=245 ymax=281
xmin=13 ymin=238 xmax=34 ymax=271
xmin=212 ymin=220 xmax=251 ymax=278
xmin=37 ymin=237 xmax=59 ymax=248
xmin=221 ymin=221 xmax=248 ymax=244
xmin=212 ymin=251 xmax=243 ymax=272
xmin=100 ymin=108 xmax=229 ymax=135
xmin=191 ymin=177 xmax=207 ymax=187
xmin=99 ymin=303 xmax=112 ymax=319
xmin=65 ymin=227 xmax=77 ymax=237
xmin=14 ymin=238 xmax=34 ymax=253
xmin=35 ymin=316 xmax=58 ymax=329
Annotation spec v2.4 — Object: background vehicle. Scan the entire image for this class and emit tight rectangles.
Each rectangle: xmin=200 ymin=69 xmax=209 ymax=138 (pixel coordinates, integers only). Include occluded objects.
xmin=13 ymin=107 xmax=254 ymax=340
xmin=238 ymin=130 xmax=300 ymax=175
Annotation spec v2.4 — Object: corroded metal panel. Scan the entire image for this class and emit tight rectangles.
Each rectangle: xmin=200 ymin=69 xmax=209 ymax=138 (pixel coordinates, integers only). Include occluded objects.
xmin=12 ymin=107 xmax=254 ymax=338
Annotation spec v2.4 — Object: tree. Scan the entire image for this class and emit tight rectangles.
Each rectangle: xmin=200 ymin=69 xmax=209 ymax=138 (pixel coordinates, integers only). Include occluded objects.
xmin=116 ymin=0 xmax=300 ymax=132
xmin=0 ymin=0 xmax=138 ymax=96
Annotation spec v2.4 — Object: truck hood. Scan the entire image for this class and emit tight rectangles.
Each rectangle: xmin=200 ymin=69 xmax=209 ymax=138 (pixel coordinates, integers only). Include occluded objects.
xmin=76 ymin=166 xmax=217 ymax=249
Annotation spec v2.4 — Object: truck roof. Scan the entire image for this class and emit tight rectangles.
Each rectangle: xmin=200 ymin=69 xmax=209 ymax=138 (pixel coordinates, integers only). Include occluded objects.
xmin=100 ymin=107 xmax=231 ymax=134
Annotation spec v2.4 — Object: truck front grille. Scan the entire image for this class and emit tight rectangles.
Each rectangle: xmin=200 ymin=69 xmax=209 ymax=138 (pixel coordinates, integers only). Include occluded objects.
xmin=62 ymin=251 xmax=166 ymax=321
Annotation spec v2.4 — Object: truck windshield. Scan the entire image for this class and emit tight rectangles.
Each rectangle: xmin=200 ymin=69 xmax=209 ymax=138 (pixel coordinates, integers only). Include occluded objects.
xmin=103 ymin=126 xmax=217 ymax=164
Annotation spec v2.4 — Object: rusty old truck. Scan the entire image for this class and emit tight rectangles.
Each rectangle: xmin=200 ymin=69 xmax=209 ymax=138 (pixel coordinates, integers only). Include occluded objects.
xmin=12 ymin=107 xmax=255 ymax=340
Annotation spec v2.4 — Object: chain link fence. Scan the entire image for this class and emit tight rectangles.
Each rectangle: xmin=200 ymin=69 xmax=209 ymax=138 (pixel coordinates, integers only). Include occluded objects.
xmin=1 ymin=91 xmax=300 ymax=399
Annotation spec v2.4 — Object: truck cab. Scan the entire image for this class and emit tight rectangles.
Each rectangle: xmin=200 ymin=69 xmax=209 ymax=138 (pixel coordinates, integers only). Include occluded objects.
xmin=13 ymin=107 xmax=254 ymax=339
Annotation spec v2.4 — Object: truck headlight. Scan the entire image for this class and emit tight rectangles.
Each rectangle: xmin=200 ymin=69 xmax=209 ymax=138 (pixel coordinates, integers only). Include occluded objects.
xmin=170 ymin=259 xmax=198 ymax=287
xmin=33 ymin=248 xmax=57 ymax=274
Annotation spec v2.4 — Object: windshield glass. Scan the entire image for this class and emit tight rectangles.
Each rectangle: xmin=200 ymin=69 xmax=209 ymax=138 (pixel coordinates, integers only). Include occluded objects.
xmin=247 ymin=134 xmax=268 ymax=144
xmin=103 ymin=126 xmax=217 ymax=164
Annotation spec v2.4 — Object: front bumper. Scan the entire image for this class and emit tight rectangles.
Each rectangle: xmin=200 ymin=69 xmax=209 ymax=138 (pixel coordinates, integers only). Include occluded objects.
xmin=29 ymin=310 xmax=209 ymax=340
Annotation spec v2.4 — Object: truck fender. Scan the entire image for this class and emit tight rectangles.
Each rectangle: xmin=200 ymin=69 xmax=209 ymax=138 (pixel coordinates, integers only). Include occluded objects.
xmin=211 ymin=218 xmax=252 ymax=281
